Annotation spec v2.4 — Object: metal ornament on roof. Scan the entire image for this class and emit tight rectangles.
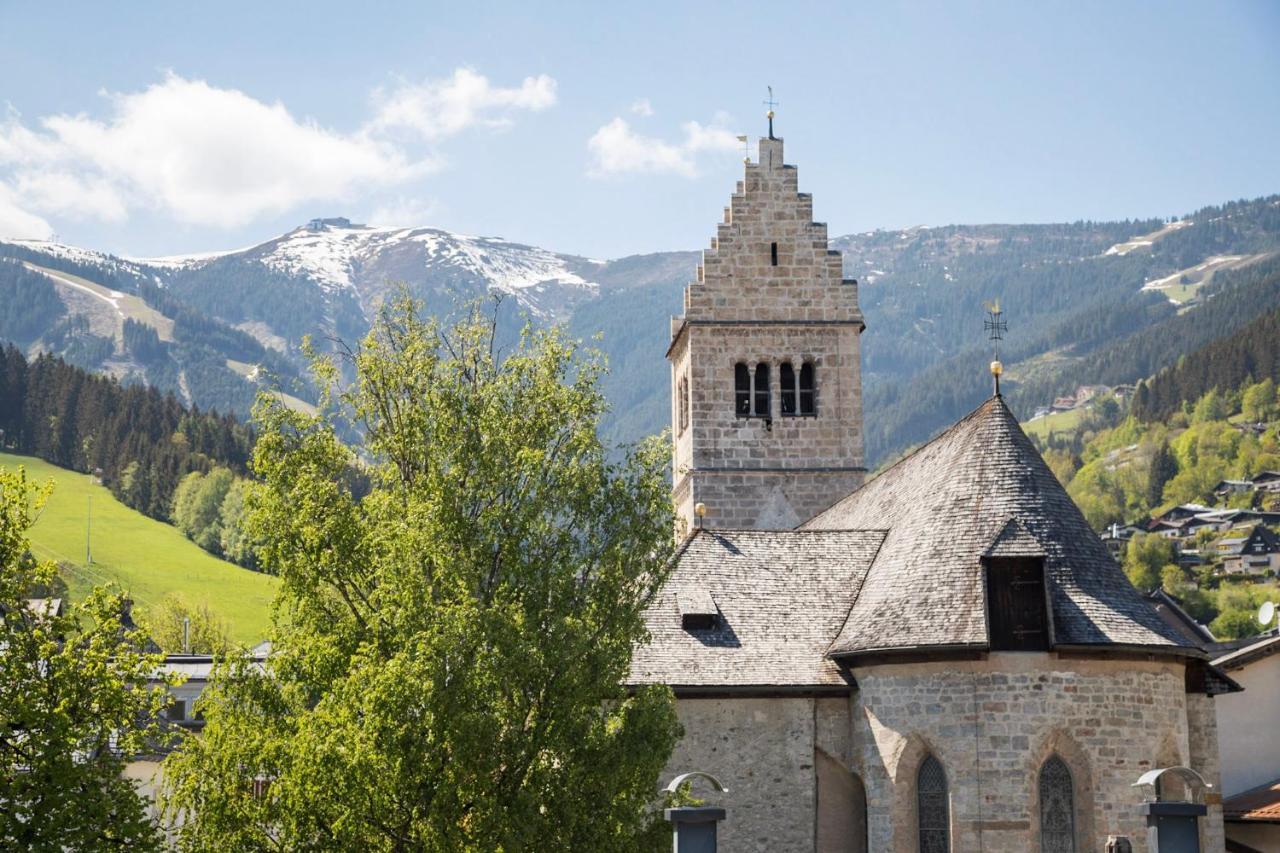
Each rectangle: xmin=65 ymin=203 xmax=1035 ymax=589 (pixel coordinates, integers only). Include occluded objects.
xmin=763 ymin=86 xmax=777 ymax=139
xmin=984 ymin=300 xmax=1009 ymax=395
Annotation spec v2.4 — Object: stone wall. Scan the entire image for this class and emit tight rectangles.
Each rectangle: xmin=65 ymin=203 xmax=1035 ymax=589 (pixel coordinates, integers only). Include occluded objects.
xmin=665 ymin=697 xmax=820 ymax=853
xmin=848 ymin=654 xmax=1212 ymax=853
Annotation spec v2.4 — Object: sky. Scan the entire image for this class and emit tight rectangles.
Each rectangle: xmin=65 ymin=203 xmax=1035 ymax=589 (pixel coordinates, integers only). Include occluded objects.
xmin=1 ymin=1 xmax=1278 ymax=260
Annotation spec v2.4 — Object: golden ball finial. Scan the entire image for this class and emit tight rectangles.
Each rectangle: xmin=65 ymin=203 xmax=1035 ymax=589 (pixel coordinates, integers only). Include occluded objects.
xmin=767 ymin=109 xmax=775 ymax=119
xmin=990 ymin=360 xmax=1003 ymax=376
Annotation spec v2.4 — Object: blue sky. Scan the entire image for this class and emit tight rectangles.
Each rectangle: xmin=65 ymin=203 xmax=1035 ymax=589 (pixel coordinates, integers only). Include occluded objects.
xmin=1 ymin=1 xmax=1277 ymax=259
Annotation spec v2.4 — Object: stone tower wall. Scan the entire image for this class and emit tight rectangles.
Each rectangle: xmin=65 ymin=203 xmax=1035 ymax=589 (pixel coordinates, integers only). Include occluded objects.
xmin=670 ymin=136 xmax=865 ymax=533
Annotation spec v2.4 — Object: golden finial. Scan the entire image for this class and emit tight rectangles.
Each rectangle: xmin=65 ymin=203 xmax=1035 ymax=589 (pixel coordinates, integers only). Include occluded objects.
xmin=763 ymin=86 xmax=778 ymax=139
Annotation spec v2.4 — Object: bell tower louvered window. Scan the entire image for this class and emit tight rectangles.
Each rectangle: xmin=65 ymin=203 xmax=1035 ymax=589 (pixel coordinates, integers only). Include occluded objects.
xmin=753 ymin=362 xmax=771 ymax=417
xmin=780 ymin=362 xmax=797 ymax=414
xmin=1039 ymin=755 xmax=1076 ymax=853
xmin=734 ymin=363 xmax=751 ymax=416
xmin=917 ymin=754 xmax=949 ymax=853
xmin=799 ymin=361 xmax=816 ymax=415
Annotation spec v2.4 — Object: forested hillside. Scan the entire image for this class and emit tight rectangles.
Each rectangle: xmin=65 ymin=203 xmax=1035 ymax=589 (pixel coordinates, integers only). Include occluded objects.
xmin=857 ymin=196 xmax=1280 ymax=461
xmin=0 ymin=345 xmax=252 ymax=521
xmin=1134 ymin=305 xmax=1280 ymax=421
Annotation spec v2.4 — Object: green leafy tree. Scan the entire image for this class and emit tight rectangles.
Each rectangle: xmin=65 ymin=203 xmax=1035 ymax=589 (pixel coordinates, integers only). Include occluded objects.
xmin=1191 ymin=388 xmax=1229 ymax=424
xmin=162 ymin=297 xmax=682 ymax=851
xmin=1146 ymin=440 xmax=1178 ymax=509
xmin=1242 ymin=378 xmax=1277 ymax=423
xmin=217 ymin=479 xmax=258 ymax=569
xmin=1160 ymin=564 xmax=1186 ymax=595
xmin=0 ymin=466 xmax=173 ymax=850
xmin=1124 ymin=533 xmax=1177 ymax=592
xmin=171 ymin=468 xmax=235 ymax=554
xmin=144 ymin=593 xmax=233 ymax=654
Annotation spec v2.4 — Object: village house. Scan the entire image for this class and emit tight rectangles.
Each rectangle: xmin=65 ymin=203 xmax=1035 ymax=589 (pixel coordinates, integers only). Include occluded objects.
xmin=1212 ymin=633 xmax=1280 ymax=852
xmin=1218 ymin=525 xmax=1280 ymax=576
xmin=630 ymin=131 xmax=1235 ymax=852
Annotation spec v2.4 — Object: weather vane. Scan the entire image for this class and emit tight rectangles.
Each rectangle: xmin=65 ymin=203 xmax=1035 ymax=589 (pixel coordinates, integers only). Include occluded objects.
xmin=764 ymin=86 xmax=778 ymax=139
xmin=984 ymin=300 xmax=1008 ymax=396
xmin=737 ymin=134 xmax=750 ymax=163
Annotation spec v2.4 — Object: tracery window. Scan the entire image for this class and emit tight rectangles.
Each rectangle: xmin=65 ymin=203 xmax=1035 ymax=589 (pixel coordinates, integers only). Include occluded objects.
xmin=1039 ymin=755 xmax=1076 ymax=853
xmin=917 ymin=754 xmax=949 ymax=853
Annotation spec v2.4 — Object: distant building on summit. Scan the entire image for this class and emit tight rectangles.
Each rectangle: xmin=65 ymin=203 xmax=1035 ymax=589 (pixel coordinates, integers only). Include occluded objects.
xmin=631 ymin=129 xmax=1235 ymax=852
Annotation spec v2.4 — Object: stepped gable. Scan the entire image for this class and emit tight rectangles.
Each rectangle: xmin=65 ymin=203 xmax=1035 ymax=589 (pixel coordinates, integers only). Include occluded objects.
xmin=803 ymin=395 xmax=1197 ymax=658
xmin=629 ymin=528 xmax=885 ymax=689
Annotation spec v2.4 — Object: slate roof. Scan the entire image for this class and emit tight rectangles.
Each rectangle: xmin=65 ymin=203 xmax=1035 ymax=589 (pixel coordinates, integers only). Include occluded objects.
xmin=629 ymin=529 xmax=885 ymax=689
xmin=804 ymin=396 xmax=1195 ymax=658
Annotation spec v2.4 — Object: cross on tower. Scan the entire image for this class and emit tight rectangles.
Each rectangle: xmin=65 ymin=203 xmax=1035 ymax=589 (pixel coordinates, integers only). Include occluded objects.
xmin=984 ymin=301 xmax=1009 ymax=396
xmin=764 ymin=86 xmax=778 ymax=139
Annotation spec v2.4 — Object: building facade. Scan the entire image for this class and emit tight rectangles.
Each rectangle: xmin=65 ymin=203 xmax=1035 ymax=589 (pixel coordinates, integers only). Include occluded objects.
xmin=632 ymin=133 xmax=1232 ymax=852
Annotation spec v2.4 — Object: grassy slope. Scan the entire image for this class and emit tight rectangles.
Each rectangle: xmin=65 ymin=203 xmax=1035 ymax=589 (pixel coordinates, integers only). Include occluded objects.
xmin=0 ymin=451 xmax=276 ymax=645
xmin=1022 ymin=408 xmax=1086 ymax=439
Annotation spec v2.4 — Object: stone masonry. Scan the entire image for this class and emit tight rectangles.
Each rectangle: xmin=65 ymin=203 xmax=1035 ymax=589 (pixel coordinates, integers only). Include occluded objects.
xmin=669 ymin=136 xmax=865 ymax=533
xmin=849 ymin=654 xmax=1215 ymax=853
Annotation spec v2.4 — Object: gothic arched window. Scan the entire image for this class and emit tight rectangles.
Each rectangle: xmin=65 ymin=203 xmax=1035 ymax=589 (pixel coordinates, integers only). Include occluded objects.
xmin=917 ymin=754 xmax=949 ymax=853
xmin=753 ymin=362 xmax=771 ymax=417
xmin=1039 ymin=755 xmax=1076 ymax=853
xmin=799 ymin=361 xmax=816 ymax=415
xmin=780 ymin=362 xmax=797 ymax=415
xmin=734 ymin=363 xmax=751 ymax=416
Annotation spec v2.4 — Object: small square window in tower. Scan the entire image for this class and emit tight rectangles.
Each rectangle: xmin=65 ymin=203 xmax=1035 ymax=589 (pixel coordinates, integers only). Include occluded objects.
xmin=780 ymin=362 xmax=797 ymax=415
xmin=734 ymin=363 xmax=751 ymax=416
xmin=754 ymin=362 xmax=771 ymax=417
xmin=984 ymin=556 xmax=1050 ymax=651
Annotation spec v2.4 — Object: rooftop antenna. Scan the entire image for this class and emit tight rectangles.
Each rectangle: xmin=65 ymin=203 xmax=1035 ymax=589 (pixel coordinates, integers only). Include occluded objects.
xmin=984 ymin=300 xmax=1008 ymax=396
xmin=763 ymin=86 xmax=778 ymax=139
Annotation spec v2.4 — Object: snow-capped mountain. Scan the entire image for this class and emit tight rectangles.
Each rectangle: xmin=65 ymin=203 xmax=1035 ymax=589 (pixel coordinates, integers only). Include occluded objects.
xmin=136 ymin=217 xmax=604 ymax=325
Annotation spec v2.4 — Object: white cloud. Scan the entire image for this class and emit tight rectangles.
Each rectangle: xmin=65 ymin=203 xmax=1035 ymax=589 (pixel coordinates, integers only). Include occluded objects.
xmin=0 ymin=184 xmax=52 ymax=239
xmin=586 ymin=116 xmax=739 ymax=178
xmin=369 ymin=196 xmax=439 ymax=227
xmin=629 ymin=98 xmax=654 ymax=117
xmin=0 ymin=69 xmax=554 ymax=232
xmin=371 ymin=68 xmax=556 ymax=141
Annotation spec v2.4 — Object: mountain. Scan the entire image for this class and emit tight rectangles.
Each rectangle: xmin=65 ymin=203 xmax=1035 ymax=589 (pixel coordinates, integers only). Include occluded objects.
xmin=3 ymin=195 xmax=1279 ymax=463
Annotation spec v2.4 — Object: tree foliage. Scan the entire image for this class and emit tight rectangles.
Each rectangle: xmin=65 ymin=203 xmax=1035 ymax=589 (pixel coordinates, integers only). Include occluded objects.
xmin=143 ymin=593 xmax=233 ymax=655
xmin=0 ymin=465 xmax=173 ymax=850
xmin=162 ymin=297 xmax=682 ymax=851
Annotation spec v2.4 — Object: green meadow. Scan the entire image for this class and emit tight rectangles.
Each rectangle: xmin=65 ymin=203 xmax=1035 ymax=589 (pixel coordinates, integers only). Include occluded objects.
xmin=1 ymin=451 xmax=277 ymax=645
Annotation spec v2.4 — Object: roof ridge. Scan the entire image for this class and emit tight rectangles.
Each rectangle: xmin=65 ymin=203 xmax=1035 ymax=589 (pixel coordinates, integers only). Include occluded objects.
xmin=824 ymin=525 xmax=892 ymax=660
xmin=807 ymin=395 xmax=1003 ymax=526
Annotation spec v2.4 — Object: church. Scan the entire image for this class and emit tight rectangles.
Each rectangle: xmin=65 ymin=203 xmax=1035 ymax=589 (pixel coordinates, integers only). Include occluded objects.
xmin=629 ymin=129 xmax=1234 ymax=852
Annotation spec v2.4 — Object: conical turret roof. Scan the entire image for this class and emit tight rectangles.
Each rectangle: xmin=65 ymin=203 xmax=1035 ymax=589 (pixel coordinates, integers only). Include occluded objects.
xmin=804 ymin=395 xmax=1195 ymax=658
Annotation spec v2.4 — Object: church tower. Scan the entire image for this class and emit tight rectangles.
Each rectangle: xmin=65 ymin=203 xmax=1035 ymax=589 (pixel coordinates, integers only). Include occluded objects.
xmin=669 ymin=128 xmax=866 ymax=535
